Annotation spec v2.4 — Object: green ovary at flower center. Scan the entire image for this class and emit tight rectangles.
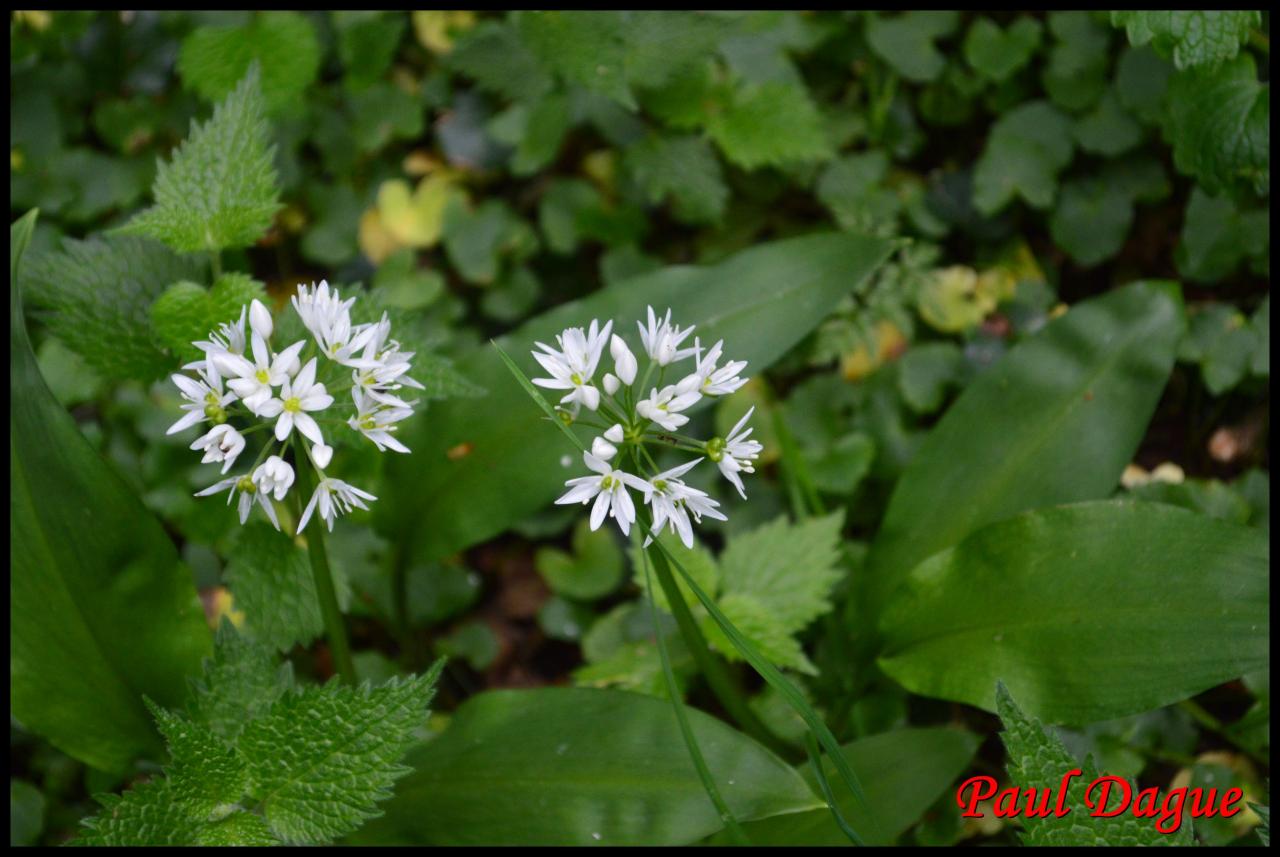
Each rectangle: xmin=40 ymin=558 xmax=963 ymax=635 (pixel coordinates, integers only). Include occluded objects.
xmin=601 ymin=475 xmax=616 ymax=489
xmin=571 ymin=372 xmax=584 ymax=385
xmin=255 ymin=368 xmax=270 ymax=384
xmin=360 ymin=415 xmax=377 ymax=430
xmin=236 ymin=476 xmax=256 ymax=494
xmin=705 ymin=436 xmax=726 ymax=462
xmin=653 ymin=479 xmax=668 ymax=491
xmin=283 ymin=397 xmax=302 ymax=413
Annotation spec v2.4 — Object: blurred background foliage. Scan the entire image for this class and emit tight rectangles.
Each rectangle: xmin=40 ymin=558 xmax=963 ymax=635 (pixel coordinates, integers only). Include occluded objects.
xmin=10 ymin=10 xmax=1269 ymax=846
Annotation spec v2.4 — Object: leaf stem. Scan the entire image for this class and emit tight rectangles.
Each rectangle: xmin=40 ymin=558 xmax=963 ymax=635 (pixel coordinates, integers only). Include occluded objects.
xmin=295 ymin=453 xmax=357 ymax=685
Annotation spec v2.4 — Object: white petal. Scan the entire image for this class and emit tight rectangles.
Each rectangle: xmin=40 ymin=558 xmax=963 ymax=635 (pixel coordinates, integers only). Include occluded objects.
xmin=249 ymin=299 xmax=273 ymax=341
xmin=294 ymin=412 xmax=324 ymax=445
xmin=589 ymin=491 xmax=610 ymax=530
xmin=312 ymin=443 xmax=333 ymax=469
xmin=275 ymin=411 xmax=294 ymax=441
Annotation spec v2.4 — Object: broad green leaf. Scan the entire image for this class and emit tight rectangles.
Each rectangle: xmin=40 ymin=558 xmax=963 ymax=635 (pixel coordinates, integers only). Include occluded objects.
xmin=972 ymin=100 xmax=1074 ymax=214
xmin=714 ymin=728 xmax=980 ymax=845
xmin=1177 ymin=303 xmax=1258 ymax=394
xmin=239 ymin=665 xmax=443 ymax=844
xmin=879 ymin=502 xmax=1269 ymax=724
xmin=177 ymin=12 xmax=321 ymax=112
xmin=963 ymin=17 xmax=1042 ymax=82
xmin=1115 ymin=45 xmax=1173 ymax=124
xmin=621 ymin=11 xmax=730 ymax=89
xmin=119 ymin=67 xmax=282 ymax=253
xmin=380 ymin=231 xmax=893 ymax=560
xmin=706 ymin=81 xmax=832 ymax=169
xmin=441 ymin=197 xmax=535 ymax=285
xmin=357 ymin=687 xmax=822 ymax=845
xmin=1111 ymin=11 xmax=1259 ymax=70
xmin=10 ymin=210 xmax=211 ymax=773
xmin=1164 ymin=54 xmax=1270 ymax=197
xmin=865 ymin=280 xmax=1184 ymax=610
xmin=866 ymin=12 xmax=959 ymax=83
xmin=193 ymin=812 xmax=279 ymax=846
xmin=702 ymin=593 xmax=816 ymax=674
xmin=22 ymin=234 xmax=203 ymax=382
xmin=997 ymin=683 xmax=1194 ymax=844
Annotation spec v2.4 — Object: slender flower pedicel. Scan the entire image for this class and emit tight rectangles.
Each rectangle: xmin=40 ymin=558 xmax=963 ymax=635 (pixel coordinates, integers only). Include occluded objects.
xmin=169 ymin=280 xmax=418 ymax=532
xmin=529 ymin=306 xmax=763 ymax=549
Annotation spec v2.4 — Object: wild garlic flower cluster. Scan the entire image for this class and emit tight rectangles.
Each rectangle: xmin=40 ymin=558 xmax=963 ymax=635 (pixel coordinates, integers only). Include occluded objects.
xmin=532 ymin=306 xmax=763 ymax=549
xmin=168 ymin=281 xmax=421 ymax=533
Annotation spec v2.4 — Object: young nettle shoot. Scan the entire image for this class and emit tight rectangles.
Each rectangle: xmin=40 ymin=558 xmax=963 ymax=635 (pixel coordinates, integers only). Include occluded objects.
xmin=171 ymin=281 xmax=419 ymax=532
xmin=531 ymin=305 xmax=762 ymax=547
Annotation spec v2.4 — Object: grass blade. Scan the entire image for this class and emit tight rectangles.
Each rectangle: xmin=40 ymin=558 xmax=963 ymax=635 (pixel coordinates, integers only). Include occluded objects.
xmin=492 ymin=340 xmax=587 ymax=455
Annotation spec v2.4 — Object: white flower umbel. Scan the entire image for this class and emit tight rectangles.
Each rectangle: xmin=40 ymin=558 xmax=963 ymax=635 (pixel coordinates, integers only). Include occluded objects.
xmin=530 ymin=308 xmax=762 ymax=547
xmin=172 ymin=282 xmax=419 ymax=531
xmin=532 ymin=319 xmax=613 ymax=412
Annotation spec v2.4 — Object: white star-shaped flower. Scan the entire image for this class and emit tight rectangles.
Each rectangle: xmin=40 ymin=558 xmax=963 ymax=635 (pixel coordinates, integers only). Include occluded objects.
xmin=167 ymin=363 xmax=235 ymax=435
xmin=531 ymin=319 xmax=613 ymax=411
xmin=190 ymin=424 xmax=245 ymax=474
xmin=219 ymin=334 xmax=305 ymax=415
xmin=635 ymin=383 xmax=701 ymax=431
xmin=297 ymin=478 xmax=377 ymax=532
xmin=715 ymin=406 xmax=764 ymax=499
xmin=555 ymin=450 xmax=649 ymax=536
xmin=637 ymin=305 xmax=696 ymax=366
xmin=259 ymin=357 xmax=334 ymax=444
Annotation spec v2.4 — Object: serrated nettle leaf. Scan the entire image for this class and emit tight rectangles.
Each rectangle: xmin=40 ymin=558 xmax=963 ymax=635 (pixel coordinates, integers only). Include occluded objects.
xmin=624 ymin=133 xmax=728 ymax=225
xmin=879 ymin=502 xmax=1269 ymax=724
xmin=996 ymin=683 xmax=1194 ymax=845
xmin=74 ymin=778 xmax=204 ymax=846
xmin=1164 ymin=54 xmax=1270 ymax=197
xmin=150 ymin=273 xmax=267 ymax=363
xmin=22 ymin=233 xmax=204 ymax=382
xmin=865 ymin=280 xmax=1184 ymax=611
xmin=186 ymin=622 xmax=292 ymax=742
xmin=379 ymin=231 xmax=893 ymax=561
xmin=1111 ymin=11 xmax=1260 ymax=70
xmin=178 ymin=11 xmax=321 ymax=112
xmin=11 ymin=211 xmax=212 ymax=774
xmin=357 ymin=688 xmax=821 ymax=845
xmin=146 ymin=699 xmax=248 ymax=821
xmin=239 ymin=664 xmax=444 ymax=844
xmin=719 ymin=512 xmax=844 ymax=635
xmin=707 ymin=81 xmax=833 ymax=169
xmin=119 ymin=66 xmax=282 ymax=253
xmin=223 ymin=521 xmax=336 ymax=653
